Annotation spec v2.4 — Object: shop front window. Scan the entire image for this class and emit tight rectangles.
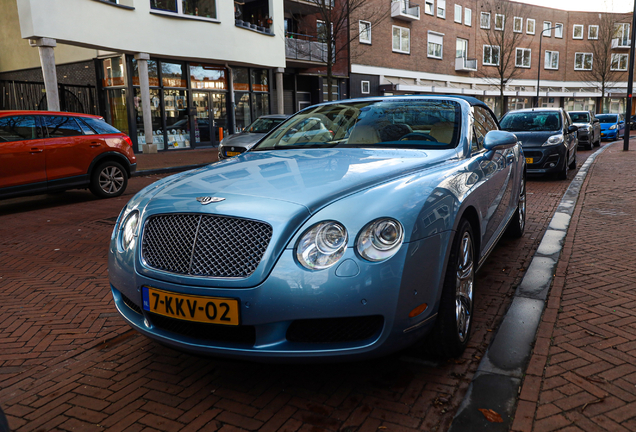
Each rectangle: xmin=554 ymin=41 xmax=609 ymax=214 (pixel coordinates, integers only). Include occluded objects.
xmin=212 ymin=93 xmax=227 ymax=142
xmin=105 ymin=89 xmax=129 ymax=135
xmin=164 ymin=89 xmax=190 ymax=149
xmin=251 ymin=69 xmax=269 ymax=92
xmin=135 ymin=88 xmax=163 ymax=151
xmin=190 ymin=64 xmax=227 ymax=90
xmin=252 ymin=93 xmax=269 ymax=118
xmin=102 ymin=57 xmax=126 ymax=87
xmin=233 ymin=68 xmax=250 ymax=92
xmin=162 ymin=62 xmax=187 ymax=88
xmin=132 ymin=58 xmax=159 ymax=86
xmin=235 ymin=93 xmax=252 ymax=132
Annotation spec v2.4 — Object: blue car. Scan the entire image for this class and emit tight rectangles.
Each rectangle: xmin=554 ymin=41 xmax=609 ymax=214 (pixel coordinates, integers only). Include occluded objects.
xmin=109 ymin=96 xmax=526 ymax=361
xmin=598 ymin=113 xmax=625 ymax=140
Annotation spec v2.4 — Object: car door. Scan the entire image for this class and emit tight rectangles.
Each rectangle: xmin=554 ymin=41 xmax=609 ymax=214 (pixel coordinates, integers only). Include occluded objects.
xmin=0 ymin=114 xmax=47 ymax=191
xmin=41 ymin=115 xmax=98 ymax=182
xmin=590 ymin=112 xmax=600 ymax=141
xmin=564 ymin=112 xmax=577 ymax=157
xmin=474 ymin=106 xmax=515 ymax=252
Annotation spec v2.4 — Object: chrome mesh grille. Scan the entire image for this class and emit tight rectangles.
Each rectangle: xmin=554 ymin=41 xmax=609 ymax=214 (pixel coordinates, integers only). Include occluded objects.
xmin=142 ymin=214 xmax=272 ymax=278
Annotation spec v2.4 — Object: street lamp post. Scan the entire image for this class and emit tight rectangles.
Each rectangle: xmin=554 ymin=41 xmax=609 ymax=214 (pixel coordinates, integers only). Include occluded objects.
xmin=536 ymin=25 xmax=561 ymax=107
xmin=623 ymin=1 xmax=636 ymax=151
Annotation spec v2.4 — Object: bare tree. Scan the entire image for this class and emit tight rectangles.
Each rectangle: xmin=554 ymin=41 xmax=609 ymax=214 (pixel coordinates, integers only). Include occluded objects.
xmin=293 ymin=0 xmax=390 ymax=101
xmin=584 ymin=13 xmax=628 ymax=113
xmin=477 ymin=0 xmax=531 ymax=115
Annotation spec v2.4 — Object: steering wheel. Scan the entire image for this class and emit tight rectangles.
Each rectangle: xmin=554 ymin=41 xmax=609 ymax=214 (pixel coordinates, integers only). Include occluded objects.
xmin=399 ymin=132 xmax=438 ymax=142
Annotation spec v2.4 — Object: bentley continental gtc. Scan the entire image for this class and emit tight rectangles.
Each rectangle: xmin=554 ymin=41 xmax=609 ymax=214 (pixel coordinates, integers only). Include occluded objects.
xmin=109 ymin=96 xmax=526 ymax=361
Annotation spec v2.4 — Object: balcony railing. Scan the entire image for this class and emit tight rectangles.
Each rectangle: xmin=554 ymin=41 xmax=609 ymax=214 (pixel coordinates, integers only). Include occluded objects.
xmin=455 ymin=57 xmax=477 ymax=71
xmin=285 ymin=33 xmax=331 ymax=63
xmin=391 ymin=0 xmax=420 ymax=21
xmin=612 ymin=38 xmax=631 ymax=49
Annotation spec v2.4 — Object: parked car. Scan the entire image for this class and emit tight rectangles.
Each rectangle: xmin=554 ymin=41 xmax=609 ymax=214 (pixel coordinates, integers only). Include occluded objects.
xmin=218 ymin=114 xmax=288 ymax=159
xmin=109 ymin=96 xmax=526 ymax=361
xmin=568 ymin=110 xmax=600 ymax=150
xmin=597 ymin=113 xmax=626 ymax=141
xmin=0 ymin=111 xmax=136 ymax=199
xmin=630 ymin=114 xmax=636 ymax=130
xmin=500 ymin=108 xmax=578 ymax=179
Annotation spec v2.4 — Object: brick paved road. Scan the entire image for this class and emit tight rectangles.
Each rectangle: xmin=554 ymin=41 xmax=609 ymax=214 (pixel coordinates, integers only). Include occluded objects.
xmin=512 ymin=143 xmax=636 ymax=432
xmin=0 ymin=145 xmax=605 ymax=432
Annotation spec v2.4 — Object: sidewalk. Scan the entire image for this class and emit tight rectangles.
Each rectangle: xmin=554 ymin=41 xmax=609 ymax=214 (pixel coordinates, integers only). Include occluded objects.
xmin=512 ymin=143 xmax=636 ymax=431
xmin=133 ymin=147 xmax=219 ymax=174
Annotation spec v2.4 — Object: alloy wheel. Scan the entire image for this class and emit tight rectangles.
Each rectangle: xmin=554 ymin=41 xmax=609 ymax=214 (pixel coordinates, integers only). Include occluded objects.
xmin=99 ymin=166 xmax=125 ymax=195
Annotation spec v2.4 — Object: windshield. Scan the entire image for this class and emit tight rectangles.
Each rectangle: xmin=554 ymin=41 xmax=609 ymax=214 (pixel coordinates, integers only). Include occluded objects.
xmin=596 ymin=114 xmax=619 ymax=123
xmin=500 ymin=112 xmax=562 ymax=132
xmin=568 ymin=112 xmax=590 ymax=123
xmin=245 ymin=117 xmax=286 ymax=133
xmin=253 ymin=100 xmax=461 ymax=150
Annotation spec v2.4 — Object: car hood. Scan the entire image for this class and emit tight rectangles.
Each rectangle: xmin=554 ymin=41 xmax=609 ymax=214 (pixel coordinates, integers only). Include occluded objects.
xmin=573 ymin=122 xmax=591 ymax=129
xmin=222 ymin=132 xmax=265 ymax=148
xmin=149 ymin=148 xmax=455 ymax=214
xmin=504 ymin=131 xmax=556 ymax=148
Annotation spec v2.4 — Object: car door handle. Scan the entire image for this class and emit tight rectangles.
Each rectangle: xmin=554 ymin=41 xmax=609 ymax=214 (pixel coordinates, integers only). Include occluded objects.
xmin=90 ymin=142 xmax=102 ymax=148
xmin=30 ymin=148 xmax=43 ymax=153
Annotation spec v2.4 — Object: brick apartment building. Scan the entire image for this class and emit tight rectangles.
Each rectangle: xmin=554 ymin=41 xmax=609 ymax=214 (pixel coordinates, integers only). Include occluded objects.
xmin=350 ymin=0 xmax=632 ymax=116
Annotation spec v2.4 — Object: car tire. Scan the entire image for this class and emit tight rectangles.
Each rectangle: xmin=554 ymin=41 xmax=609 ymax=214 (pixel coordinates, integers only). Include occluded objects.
xmin=586 ymin=140 xmax=593 ymax=150
xmin=90 ymin=161 xmax=128 ymax=198
xmin=594 ymin=135 xmax=601 ymax=147
xmin=557 ymin=153 xmax=569 ymax=180
xmin=569 ymin=149 xmax=577 ymax=169
xmin=506 ymin=173 xmax=526 ymax=238
xmin=428 ymin=218 xmax=475 ymax=359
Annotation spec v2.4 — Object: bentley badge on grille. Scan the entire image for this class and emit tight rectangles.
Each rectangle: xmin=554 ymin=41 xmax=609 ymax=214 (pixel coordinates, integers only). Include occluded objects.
xmin=196 ymin=196 xmax=226 ymax=205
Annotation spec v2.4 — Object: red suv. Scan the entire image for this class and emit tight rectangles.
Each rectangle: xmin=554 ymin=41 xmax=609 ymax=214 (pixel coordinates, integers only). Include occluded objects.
xmin=0 ymin=111 xmax=136 ymax=199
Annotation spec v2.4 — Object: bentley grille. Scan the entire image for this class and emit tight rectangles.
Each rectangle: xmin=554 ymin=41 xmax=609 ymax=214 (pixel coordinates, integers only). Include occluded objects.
xmin=142 ymin=214 xmax=273 ymax=278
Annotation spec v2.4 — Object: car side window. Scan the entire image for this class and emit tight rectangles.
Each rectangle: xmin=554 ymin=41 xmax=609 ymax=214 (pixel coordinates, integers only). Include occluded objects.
xmin=76 ymin=118 xmax=96 ymax=135
xmin=0 ymin=116 xmax=37 ymax=142
xmin=43 ymin=116 xmax=84 ymax=138
xmin=472 ymin=107 xmax=498 ymax=152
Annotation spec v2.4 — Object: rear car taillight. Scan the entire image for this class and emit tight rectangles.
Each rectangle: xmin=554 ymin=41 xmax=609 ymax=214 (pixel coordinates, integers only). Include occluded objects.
xmin=123 ymin=136 xmax=133 ymax=147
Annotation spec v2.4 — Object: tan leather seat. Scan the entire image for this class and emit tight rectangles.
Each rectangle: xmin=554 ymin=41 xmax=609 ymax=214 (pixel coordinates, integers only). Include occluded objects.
xmin=347 ymin=124 xmax=381 ymax=144
xmin=429 ymin=122 xmax=455 ymax=144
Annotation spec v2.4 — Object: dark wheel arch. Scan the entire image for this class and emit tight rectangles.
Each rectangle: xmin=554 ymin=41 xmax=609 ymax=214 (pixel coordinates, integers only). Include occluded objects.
xmin=88 ymin=152 xmax=133 ymax=178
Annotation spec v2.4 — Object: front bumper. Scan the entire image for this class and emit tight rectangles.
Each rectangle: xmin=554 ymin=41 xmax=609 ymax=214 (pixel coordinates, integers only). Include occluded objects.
xmin=522 ymin=145 xmax=566 ymax=175
xmin=109 ymin=233 xmax=450 ymax=361
xmin=601 ymin=130 xmax=618 ymax=139
xmin=218 ymin=145 xmax=248 ymax=160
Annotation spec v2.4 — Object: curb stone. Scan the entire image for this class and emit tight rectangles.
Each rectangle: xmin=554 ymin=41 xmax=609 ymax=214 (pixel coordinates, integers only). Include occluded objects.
xmin=448 ymin=141 xmax=618 ymax=432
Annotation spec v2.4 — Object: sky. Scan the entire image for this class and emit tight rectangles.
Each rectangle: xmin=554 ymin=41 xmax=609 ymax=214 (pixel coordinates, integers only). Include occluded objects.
xmin=515 ymin=0 xmax=634 ymax=12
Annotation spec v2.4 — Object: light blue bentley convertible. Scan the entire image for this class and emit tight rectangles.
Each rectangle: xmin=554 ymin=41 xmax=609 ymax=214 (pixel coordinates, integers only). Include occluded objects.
xmin=109 ymin=96 xmax=526 ymax=360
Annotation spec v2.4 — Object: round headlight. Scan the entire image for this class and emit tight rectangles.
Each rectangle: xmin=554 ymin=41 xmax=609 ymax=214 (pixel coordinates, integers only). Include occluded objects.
xmin=357 ymin=218 xmax=404 ymax=262
xmin=296 ymin=221 xmax=348 ymax=270
xmin=120 ymin=211 xmax=140 ymax=251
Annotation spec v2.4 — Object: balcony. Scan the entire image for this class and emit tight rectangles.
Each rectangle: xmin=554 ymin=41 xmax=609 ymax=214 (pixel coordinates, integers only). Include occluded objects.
xmin=455 ymin=57 xmax=477 ymax=71
xmin=391 ymin=0 xmax=420 ymax=21
xmin=612 ymin=38 xmax=631 ymax=49
xmin=285 ymin=33 xmax=329 ymax=64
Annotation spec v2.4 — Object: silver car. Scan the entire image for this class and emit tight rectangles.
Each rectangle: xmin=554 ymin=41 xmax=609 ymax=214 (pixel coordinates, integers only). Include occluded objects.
xmin=218 ymin=114 xmax=289 ymax=159
xmin=568 ymin=110 xmax=601 ymax=150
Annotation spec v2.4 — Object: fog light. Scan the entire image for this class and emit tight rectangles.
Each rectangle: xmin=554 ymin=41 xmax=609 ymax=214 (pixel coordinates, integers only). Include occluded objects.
xmin=549 ymin=163 xmax=556 ymax=167
xmin=409 ymin=303 xmax=428 ymax=318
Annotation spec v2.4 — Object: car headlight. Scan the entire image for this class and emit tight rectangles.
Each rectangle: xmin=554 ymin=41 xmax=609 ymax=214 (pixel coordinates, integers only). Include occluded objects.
xmin=296 ymin=221 xmax=348 ymax=270
xmin=609 ymin=124 xmax=617 ymax=130
xmin=543 ymin=134 xmax=564 ymax=146
xmin=119 ymin=210 xmax=140 ymax=251
xmin=357 ymin=218 xmax=404 ymax=262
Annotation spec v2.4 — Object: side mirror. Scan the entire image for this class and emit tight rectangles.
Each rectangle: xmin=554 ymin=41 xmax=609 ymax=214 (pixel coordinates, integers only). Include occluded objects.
xmin=619 ymin=120 xmax=625 ymax=124
xmin=593 ymin=118 xmax=600 ymax=123
xmin=568 ymin=125 xmax=578 ymax=133
xmin=483 ymin=130 xmax=518 ymax=151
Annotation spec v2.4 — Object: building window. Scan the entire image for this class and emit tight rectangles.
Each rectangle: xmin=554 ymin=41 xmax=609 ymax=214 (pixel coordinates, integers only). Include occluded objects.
xmin=527 ymin=18 xmax=535 ymax=34
xmin=573 ymin=24 xmax=583 ymax=39
xmin=611 ymin=53 xmax=628 ymax=70
xmin=150 ymin=0 xmax=217 ymax=19
xmin=361 ymin=81 xmax=370 ymax=94
xmin=616 ymin=23 xmax=630 ymax=46
xmin=483 ymin=45 xmax=500 ymax=66
xmin=495 ymin=14 xmax=504 ymax=31
xmin=425 ymin=0 xmax=434 ymax=15
xmin=555 ymin=23 xmax=563 ymax=38
xmin=543 ymin=21 xmax=551 ymax=37
xmin=437 ymin=0 xmax=446 ymax=18
xmin=464 ymin=8 xmax=471 ymax=26
xmin=427 ymin=32 xmax=444 ymax=59
xmin=545 ymin=50 xmax=559 ymax=69
xmin=515 ymin=48 xmax=531 ymax=68
xmin=457 ymin=37 xmax=468 ymax=59
xmin=588 ymin=25 xmax=599 ymax=39
xmin=480 ymin=12 xmax=490 ymax=29
xmin=513 ymin=17 xmax=522 ymax=33
xmin=575 ymin=52 xmax=593 ymax=70
xmin=359 ymin=21 xmax=371 ymax=44
xmin=454 ymin=4 xmax=462 ymax=23
xmin=392 ymin=25 xmax=410 ymax=54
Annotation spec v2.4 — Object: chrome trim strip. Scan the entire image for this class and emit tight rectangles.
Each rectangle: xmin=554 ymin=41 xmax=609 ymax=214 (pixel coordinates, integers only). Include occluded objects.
xmin=403 ymin=313 xmax=438 ymax=333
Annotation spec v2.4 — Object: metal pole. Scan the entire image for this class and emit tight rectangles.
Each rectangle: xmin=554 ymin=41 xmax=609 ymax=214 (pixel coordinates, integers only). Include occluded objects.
xmin=624 ymin=3 xmax=636 ymax=151
xmin=536 ymin=34 xmax=543 ymax=107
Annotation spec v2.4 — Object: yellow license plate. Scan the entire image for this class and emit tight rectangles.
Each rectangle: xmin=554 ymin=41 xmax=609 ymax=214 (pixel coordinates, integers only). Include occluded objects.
xmin=142 ymin=287 xmax=239 ymax=325
xmin=226 ymin=151 xmax=240 ymax=156
xmin=525 ymin=157 xmax=533 ymax=164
